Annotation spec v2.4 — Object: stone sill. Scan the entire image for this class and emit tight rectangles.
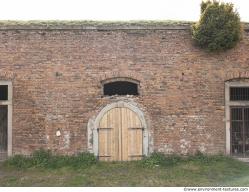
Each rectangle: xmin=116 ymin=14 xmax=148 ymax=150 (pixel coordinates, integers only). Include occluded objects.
xmin=234 ymin=157 xmax=249 ymax=163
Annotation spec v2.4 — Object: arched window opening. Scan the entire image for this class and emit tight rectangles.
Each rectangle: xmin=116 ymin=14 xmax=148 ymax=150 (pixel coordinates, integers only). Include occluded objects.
xmin=103 ymin=81 xmax=139 ymax=96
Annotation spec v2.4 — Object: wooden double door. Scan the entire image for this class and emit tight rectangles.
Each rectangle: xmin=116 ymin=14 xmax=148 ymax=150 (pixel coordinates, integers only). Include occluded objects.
xmin=98 ymin=107 xmax=143 ymax=161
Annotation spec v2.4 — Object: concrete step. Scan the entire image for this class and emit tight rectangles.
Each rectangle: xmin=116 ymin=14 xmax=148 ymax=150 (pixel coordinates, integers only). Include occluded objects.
xmin=234 ymin=157 xmax=249 ymax=163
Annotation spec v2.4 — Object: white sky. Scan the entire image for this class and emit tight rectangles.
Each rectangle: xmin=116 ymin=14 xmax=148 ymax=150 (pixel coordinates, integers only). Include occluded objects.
xmin=0 ymin=0 xmax=248 ymax=22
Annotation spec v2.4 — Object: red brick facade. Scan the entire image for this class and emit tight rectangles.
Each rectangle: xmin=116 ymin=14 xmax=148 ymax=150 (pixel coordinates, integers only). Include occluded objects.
xmin=0 ymin=22 xmax=249 ymax=156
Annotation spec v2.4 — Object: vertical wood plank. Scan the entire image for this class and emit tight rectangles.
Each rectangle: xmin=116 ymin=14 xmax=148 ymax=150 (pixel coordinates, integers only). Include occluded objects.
xmin=123 ymin=107 xmax=128 ymax=161
xmin=121 ymin=107 xmax=124 ymax=160
xmin=129 ymin=109 xmax=134 ymax=161
xmin=127 ymin=109 xmax=143 ymax=161
xmin=112 ymin=108 xmax=117 ymax=161
xmin=117 ymin=107 xmax=121 ymax=161
xmin=112 ymin=107 xmax=120 ymax=161
xmin=110 ymin=108 xmax=114 ymax=161
xmin=105 ymin=112 xmax=109 ymax=161
xmin=99 ymin=112 xmax=111 ymax=161
xmin=118 ymin=108 xmax=122 ymax=161
xmin=105 ymin=111 xmax=111 ymax=161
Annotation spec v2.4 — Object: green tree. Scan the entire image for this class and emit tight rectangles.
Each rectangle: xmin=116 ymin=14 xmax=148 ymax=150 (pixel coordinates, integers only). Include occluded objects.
xmin=192 ymin=0 xmax=242 ymax=52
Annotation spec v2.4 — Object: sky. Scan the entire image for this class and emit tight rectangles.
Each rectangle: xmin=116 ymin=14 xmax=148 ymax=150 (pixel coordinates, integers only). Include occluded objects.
xmin=0 ymin=0 xmax=248 ymax=22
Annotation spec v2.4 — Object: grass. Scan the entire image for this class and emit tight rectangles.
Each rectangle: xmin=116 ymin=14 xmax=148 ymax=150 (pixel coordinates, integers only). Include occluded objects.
xmin=0 ymin=151 xmax=249 ymax=187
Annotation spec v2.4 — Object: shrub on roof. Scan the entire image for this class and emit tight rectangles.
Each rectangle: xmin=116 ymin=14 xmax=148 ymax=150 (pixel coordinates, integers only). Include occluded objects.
xmin=192 ymin=0 xmax=242 ymax=52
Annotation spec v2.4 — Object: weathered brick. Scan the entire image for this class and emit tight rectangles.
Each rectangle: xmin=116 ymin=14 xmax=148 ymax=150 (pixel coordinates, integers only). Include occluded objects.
xmin=0 ymin=22 xmax=248 ymax=156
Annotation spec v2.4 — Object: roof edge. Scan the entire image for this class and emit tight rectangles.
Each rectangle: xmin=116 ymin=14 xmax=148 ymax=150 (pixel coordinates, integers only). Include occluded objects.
xmin=0 ymin=20 xmax=191 ymax=30
xmin=0 ymin=20 xmax=248 ymax=30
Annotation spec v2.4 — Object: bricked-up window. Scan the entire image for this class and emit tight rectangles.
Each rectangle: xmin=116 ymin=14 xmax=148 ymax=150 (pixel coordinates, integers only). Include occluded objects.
xmin=104 ymin=81 xmax=138 ymax=96
xmin=230 ymin=87 xmax=249 ymax=101
xmin=0 ymin=85 xmax=8 ymax=100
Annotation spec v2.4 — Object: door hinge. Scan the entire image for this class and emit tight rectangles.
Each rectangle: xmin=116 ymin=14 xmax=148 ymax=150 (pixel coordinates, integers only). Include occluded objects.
xmin=128 ymin=127 xmax=144 ymax=130
xmin=97 ymin=127 xmax=113 ymax=131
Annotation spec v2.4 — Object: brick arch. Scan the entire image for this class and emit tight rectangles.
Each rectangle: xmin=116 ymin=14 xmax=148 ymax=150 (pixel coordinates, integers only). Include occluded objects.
xmin=0 ymin=71 xmax=16 ymax=81
xmin=225 ymin=71 xmax=249 ymax=81
xmin=101 ymin=77 xmax=140 ymax=85
xmin=225 ymin=78 xmax=249 ymax=82
xmin=98 ymin=71 xmax=145 ymax=86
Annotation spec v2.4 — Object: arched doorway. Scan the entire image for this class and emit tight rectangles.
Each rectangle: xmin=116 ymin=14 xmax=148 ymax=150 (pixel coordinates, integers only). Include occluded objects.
xmin=88 ymin=101 xmax=149 ymax=161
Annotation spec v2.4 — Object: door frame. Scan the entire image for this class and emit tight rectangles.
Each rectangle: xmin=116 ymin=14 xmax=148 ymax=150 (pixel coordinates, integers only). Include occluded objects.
xmin=87 ymin=101 xmax=150 ymax=157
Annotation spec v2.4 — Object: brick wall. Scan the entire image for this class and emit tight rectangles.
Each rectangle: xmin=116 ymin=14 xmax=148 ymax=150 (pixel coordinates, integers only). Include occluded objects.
xmin=0 ymin=23 xmax=248 ymax=155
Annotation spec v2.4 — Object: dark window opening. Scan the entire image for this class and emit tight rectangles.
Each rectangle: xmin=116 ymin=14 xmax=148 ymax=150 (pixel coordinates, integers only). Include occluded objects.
xmin=230 ymin=87 xmax=249 ymax=101
xmin=104 ymin=81 xmax=139 ymax=96
xmin=231 ymin=107 xmax=249 ymax=156
xmin=0 ymin=85 xmax=8 ymax=100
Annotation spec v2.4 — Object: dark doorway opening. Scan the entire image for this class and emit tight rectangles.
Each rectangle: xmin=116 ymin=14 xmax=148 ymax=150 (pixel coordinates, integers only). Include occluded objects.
xmin=0 ymin=105 xmax=7 ymax=160
xmin=0 ymin=85 xmax=8 ymax=100
xmin=103 ymin=81 xmax=139 ymax=96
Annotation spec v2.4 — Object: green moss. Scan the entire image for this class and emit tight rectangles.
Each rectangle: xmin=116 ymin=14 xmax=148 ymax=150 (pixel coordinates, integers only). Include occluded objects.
xmin=0 ymin=20 xmax=247 ymax=30
xmin=0 ymin=20 xmax=192 ymax=27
